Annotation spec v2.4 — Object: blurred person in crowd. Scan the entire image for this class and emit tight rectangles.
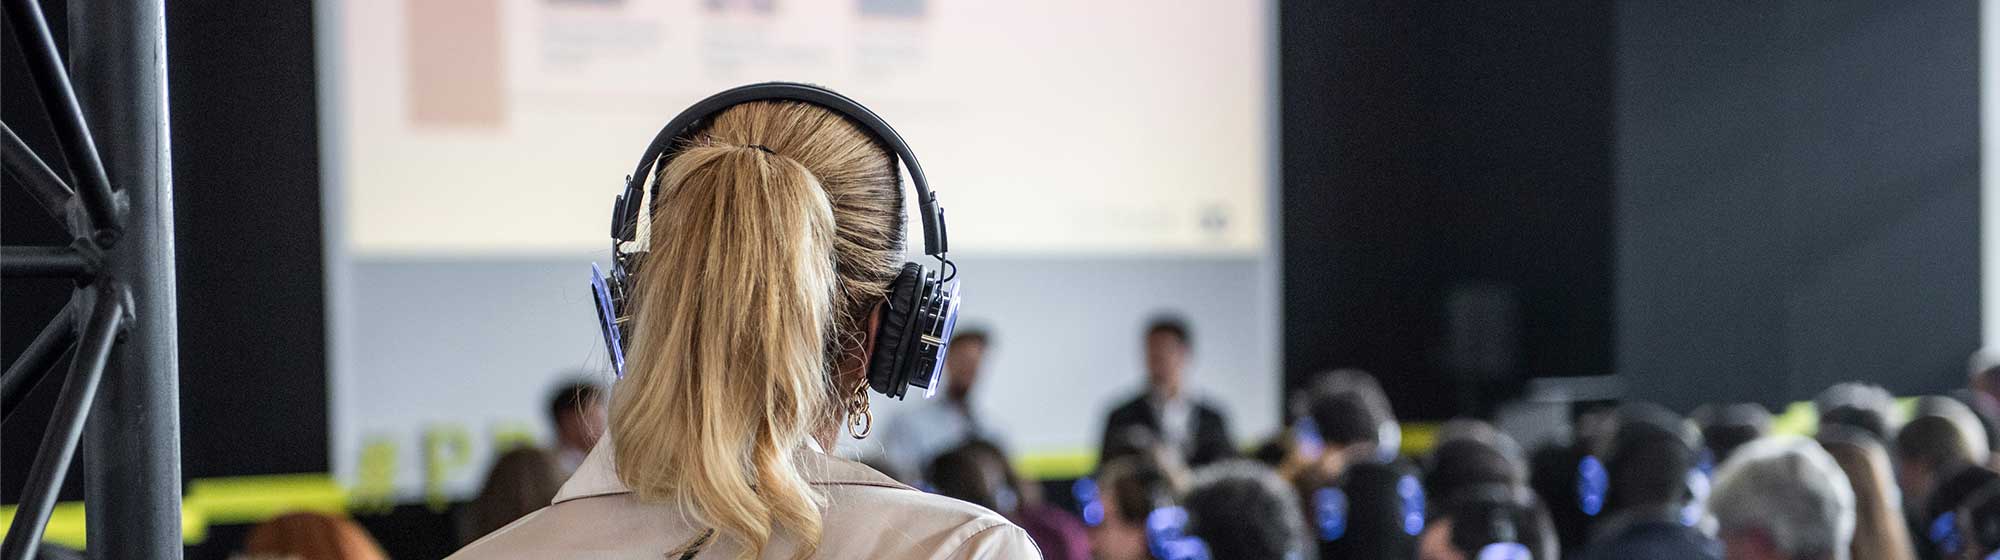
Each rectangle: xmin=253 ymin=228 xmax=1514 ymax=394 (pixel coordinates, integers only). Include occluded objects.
xmin=462 ymin=446 xmax=565 ymax=545
xmin=1694 ymin=402 xmax=1773 ymax=464
xmin=1417 ymin=484 xmax=1559 ymax=560
xmin=1960 ymin=352 xmax=2000 ymax=453
xmin=240 ymin=511 xmax=388 ymax=560
xmin=1100 ymin=316 xmax=1236 ymax=469
xmin=1258 ymin=368 xmax=1399 ymax=471
xmin=1915 ymin=396 xmax=1991 ymax=466
xmin=1088 ymin=451 xmax=1191 ymax=560
xmin=1285 ymin=383 xmax=1397 ymax=487
xmin=1529 ymin=442 xmax=1593 ymax=554
xmin=1921 ymin=466 xmax=2000 ymax=560
xmin=1314 ymin=461 xmax=1422 ymax=560
xmin=927 ymin=440 xmax=1091 ymax=560
xmin=1709 ymin=436 xmax=1856 ymax=560
xmin=881 ymin=328 xmax=1006 ymax=481
xmin=1577 ymin=404 xmax=1722 ymax=560
xmin=1818 ymin=426 xmax=1916 ymax=560
xmin=1896 ymin=415 xmax=1988 ymax=533
xmin=1967 ymin=351 xmax=2000 ymax=417
xmin=453 ymin=95 xmax=1035 ymax=557
xmin=1817 ymin=382 xmax=1900 ymax=444
xmin=1179 ymin=460 xmax=1308 ymax=560
xmin=1433 ymin=418 xmax=1521 ymax=470
xmin=545 ymin=378 xmax=605 ymax=474
xmin=1424 ymin=438 xmax=1524 ymax=514
xmin=1901 ymin=415 xmax=2000 ymax=560
xmin=1528 ymin=403 xmax=1620 ymax=555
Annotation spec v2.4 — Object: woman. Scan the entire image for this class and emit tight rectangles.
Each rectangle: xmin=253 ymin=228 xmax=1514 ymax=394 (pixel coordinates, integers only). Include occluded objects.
xmin=1087 ymin=450 xmax=1190 ymax=560
xmin=1819 ymin=425 xmax=1916 ymax=560
xmin=238 ymin=511 xmax=387 ymax=560
xmin=453 ymin=90 xmax=1037 ymax=558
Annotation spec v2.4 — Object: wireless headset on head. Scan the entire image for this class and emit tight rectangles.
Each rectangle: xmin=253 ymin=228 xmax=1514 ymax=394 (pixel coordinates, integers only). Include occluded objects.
xmin=590 ymin=82 xmax=962 ymax=401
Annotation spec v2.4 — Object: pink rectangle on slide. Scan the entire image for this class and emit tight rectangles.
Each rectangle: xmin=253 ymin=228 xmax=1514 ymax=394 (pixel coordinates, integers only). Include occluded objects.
xmin=407 ymin=0 xmax=504 ymax=127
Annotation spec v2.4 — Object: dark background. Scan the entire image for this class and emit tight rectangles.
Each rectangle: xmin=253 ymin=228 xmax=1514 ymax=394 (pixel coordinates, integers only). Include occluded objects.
xmin=1 ymin=0 xmax=1987 ymax=556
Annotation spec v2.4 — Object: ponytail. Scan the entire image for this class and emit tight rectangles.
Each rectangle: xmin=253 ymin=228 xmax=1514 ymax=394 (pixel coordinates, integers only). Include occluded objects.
xmin=611 ymin=142 xmax=838 ymax=559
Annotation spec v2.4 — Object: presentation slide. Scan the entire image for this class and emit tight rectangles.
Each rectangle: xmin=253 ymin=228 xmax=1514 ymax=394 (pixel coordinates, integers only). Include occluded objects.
xmin=323 ymin=0 xmax=1274 ymax=500
xmin=336 ymin=0 xmax=1267 ymax=256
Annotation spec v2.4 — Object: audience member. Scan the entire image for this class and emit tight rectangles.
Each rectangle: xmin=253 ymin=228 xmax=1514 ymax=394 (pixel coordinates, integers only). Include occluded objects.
xmin=1287 ymin=383 xmax=1397 ymax=487
xmin=1895 ymin=415 xmax=1987 ymax=531
xmin=1424 ymin=438 xmax=1524 ymax=515
xmin=1923 ymin=466 xmax=2000 ymax=560
xmin=1417 ymin=484 xmax=1559 ymax=560
xmin=240 ymin=511 xmax=389 ymax=560
xmin=1425 ymin=420 xmax=1526 ymax=508
xmin=1693 ymin=402 xmax=1774 ymax=464
xmin=1100 ymin=316 xmax=1236 ymax=469
xmin=1433 ymin=418 xmax=1521 ymax=470
xmin=1709 ymin=436 xmax=1856 ymax=560
xmin=462 ymin=446 xmax=564 ymax=545
xmin=1528 ymin=442 xmax=1593 ymax=554
xmin=881 ymin=328 xmax=1008 ymax=481
xmin=1577 ymin=404 xmax=1722 ymax=560
xmin=1181 ymin=460 xmax=1308 ymax=560
xmin=1915 ymin=396 xmax=1991 ymax=466
xmin=1817 ymin=382 xmax=1900 ymax=444
xmin=926 ymin=440 xmax=1091 ymax=560
xmin=1089 ymin=451 xmax=1192 ymax=560
xmin=1962 ymin=352 xmax=2000 ymax=455
xmin=1314 ymin=461 xmax=1422 ymax=560
xmin=1818 ymin=426 xmax=1916 ymax=560
xmin=545 ymin=378 xmax=605 ymax=475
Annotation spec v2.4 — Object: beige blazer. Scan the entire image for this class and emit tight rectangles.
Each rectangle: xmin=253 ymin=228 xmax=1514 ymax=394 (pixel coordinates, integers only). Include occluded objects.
xmin=450 ymin=440 xmax=1041 ymax=559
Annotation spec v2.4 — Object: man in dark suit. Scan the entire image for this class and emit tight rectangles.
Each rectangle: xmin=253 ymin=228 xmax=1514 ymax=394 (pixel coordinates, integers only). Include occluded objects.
xmin=1098 ymin=316 xmax=1236 ymax=469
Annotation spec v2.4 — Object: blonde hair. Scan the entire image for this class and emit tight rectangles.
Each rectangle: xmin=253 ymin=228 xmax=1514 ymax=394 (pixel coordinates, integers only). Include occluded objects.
xmin=609 ymin=100 xmax=904 ymax=559
xmin=1820 ymin=431 xmax=1916 ymax=560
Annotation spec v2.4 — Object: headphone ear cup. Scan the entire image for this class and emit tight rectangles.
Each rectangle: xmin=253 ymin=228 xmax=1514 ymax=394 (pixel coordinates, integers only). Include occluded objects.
xmin=867 ymin=263 xmax=926 ymax=397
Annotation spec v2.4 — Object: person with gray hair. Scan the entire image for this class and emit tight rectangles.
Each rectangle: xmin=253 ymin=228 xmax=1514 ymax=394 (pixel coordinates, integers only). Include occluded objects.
xmin=1709 ymin=436 xmax=1857 ymax=560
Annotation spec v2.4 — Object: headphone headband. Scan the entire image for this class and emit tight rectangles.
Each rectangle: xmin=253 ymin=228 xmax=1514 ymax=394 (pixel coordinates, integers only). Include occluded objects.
xmin=612 ymin=82 xmax=947 ymax=256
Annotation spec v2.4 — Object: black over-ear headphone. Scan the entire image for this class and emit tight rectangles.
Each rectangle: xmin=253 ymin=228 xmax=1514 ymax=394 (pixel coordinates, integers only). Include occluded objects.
xmin=590 ymin=82 xmax=961 ymax=400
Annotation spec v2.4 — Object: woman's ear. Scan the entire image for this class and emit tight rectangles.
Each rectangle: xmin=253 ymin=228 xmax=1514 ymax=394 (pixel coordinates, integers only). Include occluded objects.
xmin=839 ymin=301 xmax=886 ymax=389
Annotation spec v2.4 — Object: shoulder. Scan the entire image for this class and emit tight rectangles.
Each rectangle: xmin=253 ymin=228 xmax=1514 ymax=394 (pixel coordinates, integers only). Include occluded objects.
xmin=1108 ymin=395 xmax=1149 ymax=417
xmin=816 ymin=456 xmax=1039 ymax=558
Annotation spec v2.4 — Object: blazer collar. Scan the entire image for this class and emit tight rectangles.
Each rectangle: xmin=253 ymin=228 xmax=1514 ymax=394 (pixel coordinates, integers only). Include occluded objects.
xmin=553 ymin=436 xmax=912 ymax=505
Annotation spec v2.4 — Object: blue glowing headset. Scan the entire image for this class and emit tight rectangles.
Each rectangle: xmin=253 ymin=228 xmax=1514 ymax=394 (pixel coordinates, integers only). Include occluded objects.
xmin=1314 ymin=472 xmax=1425 ymax=542
xmin=1930 ymin=477 xmax=2000 ymax=560
xmin=591 ymin=83 xmax=960 ymax=402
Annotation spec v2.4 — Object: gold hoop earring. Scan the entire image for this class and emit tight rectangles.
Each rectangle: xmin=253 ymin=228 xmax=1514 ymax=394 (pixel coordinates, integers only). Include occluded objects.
xmin=847 ymin=383 xmax=873 ymax=439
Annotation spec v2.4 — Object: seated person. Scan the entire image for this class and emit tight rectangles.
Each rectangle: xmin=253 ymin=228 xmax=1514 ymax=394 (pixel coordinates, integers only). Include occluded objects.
xmin=1418 ymin=484 xmax=1559 ymax=560
xmin=1313 ymin=461 xmax=1423 ymax=560
xmin=1817 ymin=382 xmax=1901 ymax=444
xmin=242 ymin=511 xmax=389 ymax=560
xmin=1576 ymin=403 xmax=1722 ymax=560
xmin=1897 ymin=414 xmax=1991 ymax=560
xmin=1179 ymin=460 xmax=1308 ymax=560
xmin=927 ymin=440 xmax=1090 ymax=560
xmin=462 ymin=446 xmax=565 ymax=545
xmin=1708 ymin=436 xmax=1856 ymax=560
xmin=1087 ymin=451 xmax=1192 ymax=560
xmin=880 ymin=328 xmax=1006 ymax=481
xmin=1691 ymin=402 xmax=1773 ymax=464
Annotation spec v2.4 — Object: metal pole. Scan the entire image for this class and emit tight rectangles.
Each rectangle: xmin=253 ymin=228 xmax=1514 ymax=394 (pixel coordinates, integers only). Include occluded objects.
xmin=2 ymin=0 xmax=117 ymax=232
xmin=0 ymin=246 xmax=90 ymax=278
xmin=1 ymin=122 xmax=76 ymax=225
xmin=0 ymin=287 xmax=123 ymax=560
xmin=69 ymin=0 xmax=181 ymax=558
xmin=0 ymin=295 xmax=78 ymax=420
